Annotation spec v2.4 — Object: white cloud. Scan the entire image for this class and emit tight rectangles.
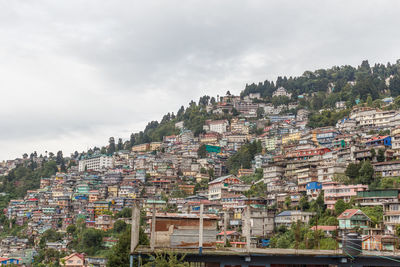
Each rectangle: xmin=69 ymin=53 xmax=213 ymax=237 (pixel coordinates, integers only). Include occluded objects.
xmin=1 ymin=0 xmax=400 ymax=160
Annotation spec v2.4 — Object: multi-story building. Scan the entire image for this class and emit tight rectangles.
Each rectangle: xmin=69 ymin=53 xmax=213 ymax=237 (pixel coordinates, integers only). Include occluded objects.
xmin=317 ymin=163 xmax=346 ymax=183
xmin=373 ymin=161 xmax=400 ymax=177
xmin=264 ymin=136 xmax=277 ymax=151
xmin=323 ymin=182 xmax=368 ymax=210
xmin=281 ymin=132 xmax=301 ymax=145
xmin=78 ymin=154 xmax=113 ymax=172
xmin=208 ymin=175 xmax=247 ymax=201
xmin=274 ymin=210 xmax=315 ymax=228
xmin=203 ymin=120 xmax=229 ymax=134
xmin=262 ymin=164 xmax=284 ymax=184
xmin=383 ymin=201 xmax=400 ymax=234
xmin=295 ymin=164 xmax=318 ymax=193
xmin=350 ymin=107 xmax=398 ymax=128
xmin=230 ymin=118 xmax=249 ymax=134
xmin=131 ymin=143 xmax=150 ymax=152
xmin=356 ymin=190 xmax=400 ymax=207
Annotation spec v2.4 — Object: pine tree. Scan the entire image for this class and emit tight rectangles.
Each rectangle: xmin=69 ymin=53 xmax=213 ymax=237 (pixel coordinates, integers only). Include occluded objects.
xmin=107 ymin=137 xmax=116 ymax=154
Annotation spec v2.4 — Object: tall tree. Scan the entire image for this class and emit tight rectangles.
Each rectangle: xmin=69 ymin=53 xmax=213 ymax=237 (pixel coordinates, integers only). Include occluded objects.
xmin=197 ymin=144 xmax=207 ymax=158
xmin=117 ymin=138 xmax=123 ymax=151
xmin=130 ymin=133 xmax=136 ymax=148
xmin=359 ymin=160 xmax=374 ymax=185
xmin=107 ymin=137 xmax=116 ymax=154
xmin=335 ymin=199 xmax=348 ymax=216
xmin=377 ymin=148 xmax=385 ymax=162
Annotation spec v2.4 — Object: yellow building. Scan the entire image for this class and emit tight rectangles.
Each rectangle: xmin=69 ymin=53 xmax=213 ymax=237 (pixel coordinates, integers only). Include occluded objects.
xmin=107 ymin=185 xmax=119 ymax=198
xmin=150 ymin=142 xmax=162 ymax=151
xmin=281 ymin=132 xmax=301 ymax=145
xmin=265 ymin=137 xmax=277 ymax=151
xmin=131 ymin=143 xmax=150 ymax=152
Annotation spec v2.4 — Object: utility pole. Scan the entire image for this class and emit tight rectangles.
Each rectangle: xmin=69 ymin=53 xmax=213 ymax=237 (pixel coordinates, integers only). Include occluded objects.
xmin=130 ymin=200 xmax=140 ymax=252
xmin=199 ymin=203 xmax=204 ymax=255
xmin=130 ymin=200 xmax=140 ymax=267
xmin=150 ymin=202 xmax=156 ymax=251
xmin=223 ymin=211 xmax=228 ymax=247
xmin=245 ymin=205 xmax=251 ymax=251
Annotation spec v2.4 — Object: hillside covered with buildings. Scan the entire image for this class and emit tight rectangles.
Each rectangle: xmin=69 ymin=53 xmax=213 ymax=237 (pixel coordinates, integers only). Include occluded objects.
xmin=2 ymin=60 xmax=400 ymax=266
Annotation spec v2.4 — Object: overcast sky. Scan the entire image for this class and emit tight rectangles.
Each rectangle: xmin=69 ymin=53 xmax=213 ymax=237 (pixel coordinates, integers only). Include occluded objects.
xmin=1 ymin=0 xmax=400 ymax=160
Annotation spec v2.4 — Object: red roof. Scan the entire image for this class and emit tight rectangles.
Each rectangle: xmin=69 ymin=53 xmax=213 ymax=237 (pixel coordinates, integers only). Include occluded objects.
xmin=338 ymin=209 xmax=368 ymax=220
xmin=366 ymin=135 xmax=388 ymax=142
xmin=310 ymin=225 xmax=337 ymax=231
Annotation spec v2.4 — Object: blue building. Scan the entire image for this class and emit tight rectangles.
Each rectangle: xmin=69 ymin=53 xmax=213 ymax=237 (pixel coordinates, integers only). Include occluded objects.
xmin=306 ymin=181 xmax=322 ymax=199
xmin=0 ymin=257 xmax=20 ymax=265
xmin=365 ymin=136 xmax=391 ymax=147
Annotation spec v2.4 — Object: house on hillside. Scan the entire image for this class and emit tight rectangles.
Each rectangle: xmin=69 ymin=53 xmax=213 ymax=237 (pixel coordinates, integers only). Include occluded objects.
xmin=274 ymin=210 xmax=315 ymax=228
xmin=60 ymin=253 xmax=86 ymax=267
xmin=337 ymin=209 xmax=371 ymax=235
xmin=208 ymin=175 xmax=249 ymax=201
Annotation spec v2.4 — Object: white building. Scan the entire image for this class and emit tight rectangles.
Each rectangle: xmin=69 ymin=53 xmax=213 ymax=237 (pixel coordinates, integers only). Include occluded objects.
xmin=335 ymin=101 xmax=346 ymax=109
xmin=350 ymin=107 xmax=398 ymax=128
xmin=78 ymin=154 xmax=113 ymax=172
xmin=272 ymin=87 xmax=292 ymax=98
xmin=204 ymin=120 xmax=229 ymax=134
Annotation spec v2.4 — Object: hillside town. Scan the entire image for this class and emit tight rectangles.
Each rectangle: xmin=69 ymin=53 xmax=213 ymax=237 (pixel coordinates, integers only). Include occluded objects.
xmin=3 ymin=87 xmax=400 ymax=266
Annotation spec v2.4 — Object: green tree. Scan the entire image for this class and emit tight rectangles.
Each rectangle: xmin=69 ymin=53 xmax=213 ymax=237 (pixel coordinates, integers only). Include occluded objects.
xmin=366 ymin=94 xmax=373 ymax=106
xmin=345 ymin=162 xmax=360 ymax=181
xmin=107 ymin=137 xmax=116 ymax=154
xmin=360 ymin=206 xmax=383 ymax=227
xmin=107 ymin=228 xmax=131 ymax=267
xmin=370 ymin=148 xmax=376 ymax=159
xmin=197 ymin=144 xmax=207 ymax=158
xmin=144 ymin=251 xmax=189 ymax=267
xmin=80 ymin=228 xmax=103 ymax=255
xmin=244 ymin=183 xmax=267 ymax=197
xmin=257 ymin=107 xmax=265 ymax=118
xmin=335 ymin=199 xmax=348 ymax=216
xmin=117 ymin=138 xmax=123 ymax=151
xmin=115 ymin=207 xmax=132 ymax=219
xmin=113 ymin=220 xmax=128 ymax=233
xmin=66 ymin=224 xmax=77 ymax=236
xmin=359 ymin=160 xmax=374 ymax=185
xmin=312 ymin=192 xmax=326 ymax=215
xmin=284 ymin=196 xmax=291 ymax=209
xmin=299 ymin=195 xmax=310 ymax=211
xmin=107 ymin=227 xmax=149 ymax=267
xmin=377 ymin=148 xmax=385 ymax=162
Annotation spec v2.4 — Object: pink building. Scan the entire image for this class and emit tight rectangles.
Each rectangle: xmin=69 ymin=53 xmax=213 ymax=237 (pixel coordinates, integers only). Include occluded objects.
xmin=322 ymin=181 xmax=368 ymax=210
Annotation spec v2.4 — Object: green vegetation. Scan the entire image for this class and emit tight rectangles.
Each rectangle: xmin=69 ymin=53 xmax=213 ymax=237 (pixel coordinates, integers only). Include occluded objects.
xmin=197 ymin=144 xmax=207 ymax=158
xmin=227 ymin=141 xmax=262 ymax=174
xmin=360 ymin=206 xmax=383 ymax=227
xmin=244 ymin=182 xmax=267 ymax=198
xmin=143 ymin=251 xmax=189 ymax=267
xmin=107 ymin=216 xmax=149 ymax=267
xmin=270 ymin=222 xmax=337 ymax=250
xmin=0 ymin=161 xmax=58 ymax=203
xmin=242 ymin=60 xmax=398 ymax=107
xmin=307 ymin=109 xmax=351 ymax=128
xmin=240 ymin=168 xmax=263 ymax=184
xmin=345 ymin=160 xmax=375 ymax=185
xmin=114 ymin=207 xmax=132 ymax=219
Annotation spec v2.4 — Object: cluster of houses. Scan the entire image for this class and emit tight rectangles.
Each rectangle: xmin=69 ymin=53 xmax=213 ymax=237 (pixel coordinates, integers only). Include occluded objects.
xmin=3 ymin=90 xmax=400 ymax=265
